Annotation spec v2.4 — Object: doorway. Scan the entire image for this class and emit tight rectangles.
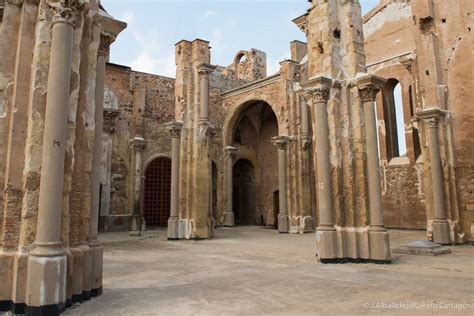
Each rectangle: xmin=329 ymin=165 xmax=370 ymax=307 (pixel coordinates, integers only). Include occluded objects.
xmin=143 ymin=157 xmax=171 ymax=228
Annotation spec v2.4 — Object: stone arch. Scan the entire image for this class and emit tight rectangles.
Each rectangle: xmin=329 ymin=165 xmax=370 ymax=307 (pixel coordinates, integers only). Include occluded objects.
xmin=233 ymin=50 xmax=250 ymax=76
xmin=222 ymin=99 xmax=280 ymax=147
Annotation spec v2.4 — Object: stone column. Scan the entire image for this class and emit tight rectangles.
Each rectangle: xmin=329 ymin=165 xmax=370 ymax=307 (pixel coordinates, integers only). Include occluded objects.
xmin=302 ymin=76 xmax=337 ymax=261
xmin=197 ymin=63 xmax=216 ymax=123
xmin=165 ymin=121 xmax=183 ymax=240
xmin=88 ymin=31 xmax=112 ymax=298
xmin=129 ymin=136 xmax=146 ymax=236
xmin=358 ymin=74 xmax=391 ymax=262
xmin=25 ymin=1 xmax=84 ymax=312
xmin=272 ymin=136 xmax=290 ymax=233
xmin=300 ymin=96 xmax=310 ymax=137
xmin=223 ymin=146 xmax=238 ymax=226
xmin=417 ymin=108 xmax=451 ymax=244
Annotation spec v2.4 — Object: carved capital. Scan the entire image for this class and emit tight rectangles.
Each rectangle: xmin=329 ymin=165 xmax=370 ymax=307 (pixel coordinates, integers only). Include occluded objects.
xmin=47 ymin=0 xmax=87 ymax=26
xmin=414 ymin=107 xmax=447 ymax=130
xmin=131 ymin=137 xmax=146 ymax=152
xmin=423 ymin=117 xmax=439 ymax=129
xmin=103 ymin=108 xmax=119 ymax=134
xmin=271 ymin=136 xmax=290 ymax=150
xmin=300 ymin=135 xmax=312 ymax=151
xmin=197 ymin=63 xmax=216 ymax=80
xmin=6 ymin=0 xmax=24 ymax=6
xmin=358 ymin=84 xmax=380 ymax=102
xmin=98 ymin=32 xmax=115 ymax=57
xmin=224 ymin=146 xmax=239 ymax=160
xmin=164 ymin=121 xmax=183 ymax=138
xmin=307 ymin=87 xmax=330 ymax=103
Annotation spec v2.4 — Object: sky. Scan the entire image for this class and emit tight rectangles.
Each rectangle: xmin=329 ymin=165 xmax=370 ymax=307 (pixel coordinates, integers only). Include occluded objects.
xmin=101 ymin=0 xmax=380 ymax=78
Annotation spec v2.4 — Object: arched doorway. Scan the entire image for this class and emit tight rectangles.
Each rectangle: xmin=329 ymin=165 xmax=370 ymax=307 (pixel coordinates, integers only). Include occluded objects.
xmin=233 ymin=159 xmax=256 ymax=225
xmin=143 ymin=157 xmax=171 ymax=228
xmin=230 ymin=100 xmax=279 ymax=227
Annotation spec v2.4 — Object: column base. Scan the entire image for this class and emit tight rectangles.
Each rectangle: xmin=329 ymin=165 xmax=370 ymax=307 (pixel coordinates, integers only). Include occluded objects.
xmin=368 ymin=228 xmax=391 ymax=262
xmin=167 ymin=218 xmax=180 ymax=240
xmin=278 ymin=214 xmax=290 ymax=233
xmin=223 ymin=211 xmax=234 ymax=227
xmin=316 ymin=227 xmax=338 ymax=262
xmin=432 ymin=220 xmax=451 ymax=245
xmin=129 ymin=214 xmax=141 ymax=236
xmin=89 ymin=244 xmax=103 ymax=293
xmin=70 ymin=247 xmax=84 ymax=304
xmin=25 ymin=253 xmax=67 ymax=312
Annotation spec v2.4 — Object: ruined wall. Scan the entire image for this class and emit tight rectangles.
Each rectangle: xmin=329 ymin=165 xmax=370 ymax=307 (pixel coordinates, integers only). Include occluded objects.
xmin=100 ymin=63 xmax=175 ymax=231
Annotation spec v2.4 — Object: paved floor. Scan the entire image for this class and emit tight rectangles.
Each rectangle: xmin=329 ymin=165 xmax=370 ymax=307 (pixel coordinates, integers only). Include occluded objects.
xmin=66 ymin=227 xmax=474 ymax=315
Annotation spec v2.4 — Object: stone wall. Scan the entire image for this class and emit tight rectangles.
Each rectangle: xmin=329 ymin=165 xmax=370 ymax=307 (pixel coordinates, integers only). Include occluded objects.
xmin=100 ymin=63 xmax=175 ymax=232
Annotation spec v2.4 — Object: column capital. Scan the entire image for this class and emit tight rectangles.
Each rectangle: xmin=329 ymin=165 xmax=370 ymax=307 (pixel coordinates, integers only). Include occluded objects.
xmin=98 ymin=32 xmax=115 ymax=57
xmin=399 ymin=52 xmax=416 ymax=74
xmin=197 ymin=63 xmax=216 ymax=79
xmin=301 ymin=76 xmax=334 ymax=103
xmin=131 ymin=136 xmax=146 ymax=152
xmin=164 ymin=121 xmax=183 ymax=138
xmin=5 ymin=0 xmax=24 ymax=6
xmin=271 ymin=136 xmax=290 ymax=150
xmin=47 ymin=0 xmax=87 ymax=26
xmin=357 ymin=74 xmax=387 ymax=102
xmin=300 ymin=135 xmax=312 ymax=151
xmin=224 ymin=146 xmax=239 ymax=160
xmin=415 ymin=107 xmax=448 ymax=129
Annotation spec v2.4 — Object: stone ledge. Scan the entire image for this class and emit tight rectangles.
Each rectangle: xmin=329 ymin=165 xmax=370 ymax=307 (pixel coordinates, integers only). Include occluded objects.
xmin=393 ymin=240 xmax=452 ymax=256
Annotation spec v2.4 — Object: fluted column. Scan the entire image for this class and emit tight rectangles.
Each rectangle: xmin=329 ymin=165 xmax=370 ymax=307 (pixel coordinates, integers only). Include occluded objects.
xmin=129 ymin=137 xmax=146 ymax=236
xmin=26 ymin=1 xmax=85 ymax=312
xmin=302 ymin=76 xmax=337 ymax=261
xmin=417 ymin=108 xmax=451 ymax=244
xmin=223 ymin=146 xmax=238 ymax=226
xmin=165 ymin=121 xmax=183 ymax=240
xmin=272 ymin=136 xmax=290 ymax=233
xmin=358 ymin=74 xmax=391 ymax=262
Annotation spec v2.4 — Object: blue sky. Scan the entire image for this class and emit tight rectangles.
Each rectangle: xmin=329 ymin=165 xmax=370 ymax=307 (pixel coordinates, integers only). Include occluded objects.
xmin=102 ymin=0 xmax=380 ymax=78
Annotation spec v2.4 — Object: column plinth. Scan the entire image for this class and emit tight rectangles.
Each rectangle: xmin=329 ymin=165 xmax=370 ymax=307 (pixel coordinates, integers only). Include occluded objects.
xmin=26 ymin=1 xmax=85 ymax=312
xmin=165 ymin=121 xmax=183 ymax=240
xmin=223 ymin=146 xmax=238 ymax=226
xmin=358 ymin=74 xmax=391 ymax=262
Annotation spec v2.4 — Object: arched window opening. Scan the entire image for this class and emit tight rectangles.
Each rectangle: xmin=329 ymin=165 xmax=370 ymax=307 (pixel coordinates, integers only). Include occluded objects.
xmin=382 ymin=79 xmax=407 ymax=160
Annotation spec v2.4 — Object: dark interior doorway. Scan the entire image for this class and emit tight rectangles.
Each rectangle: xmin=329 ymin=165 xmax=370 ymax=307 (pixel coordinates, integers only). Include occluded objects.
xmin=143 ymin=157 xmax=171 ymax=228
xmin=233 ymin=159 xmax=256 ymax=225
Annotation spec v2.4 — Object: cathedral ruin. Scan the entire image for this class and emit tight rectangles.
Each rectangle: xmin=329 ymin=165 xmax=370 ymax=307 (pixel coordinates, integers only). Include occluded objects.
xmin=0 ymin=0 xmax=473 ymax=314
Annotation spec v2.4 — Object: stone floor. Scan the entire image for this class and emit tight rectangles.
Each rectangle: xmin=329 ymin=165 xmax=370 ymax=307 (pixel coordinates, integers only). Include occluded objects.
xmin=66 ymin=227 xmax=474 ymax=315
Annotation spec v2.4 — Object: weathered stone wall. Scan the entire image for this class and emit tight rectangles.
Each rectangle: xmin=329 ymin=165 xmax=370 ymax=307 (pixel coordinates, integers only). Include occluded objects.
xmin=100 ymin=63 xmax=175 ymax=231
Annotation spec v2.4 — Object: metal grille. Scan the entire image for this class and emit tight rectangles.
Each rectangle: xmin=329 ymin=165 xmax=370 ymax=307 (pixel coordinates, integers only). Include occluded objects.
xmin=144 ymin=157 xmax=171 ymax=228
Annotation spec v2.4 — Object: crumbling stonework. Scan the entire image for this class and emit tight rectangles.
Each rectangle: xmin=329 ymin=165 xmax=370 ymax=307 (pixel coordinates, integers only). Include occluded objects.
xmin=1 ymin=0 xmax=473 ymax=313
xmin=0 ymin=0 xmax=125 ymax=314
xmin=100 ymin=0 xmax=473 ymax=248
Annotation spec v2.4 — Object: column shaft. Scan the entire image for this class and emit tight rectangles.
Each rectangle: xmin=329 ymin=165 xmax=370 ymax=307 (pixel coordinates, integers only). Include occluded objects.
xmin=200 ymin=76 xmax=209 ymax=121
xmin=89 ymin=54 xmax=105 ymax=244
xmin=301 ymin=98 xmax=309 ymax=136
xmin=170 ymin=136 xmax=180 ymax=218
xmin=35 ymin=21 xmax=74 ymax=251
xmin=363 ymin=99 xmax=384 ymax=228
xmin=277 ymin=147 xmax=288 ymax=216
xmin=223 ymin=146 xmax=237 ymax=227
xmin=428 ymin=127 xmax=446 ymax=220
xmin=314 ymin=100 xmax=333 ymax=228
